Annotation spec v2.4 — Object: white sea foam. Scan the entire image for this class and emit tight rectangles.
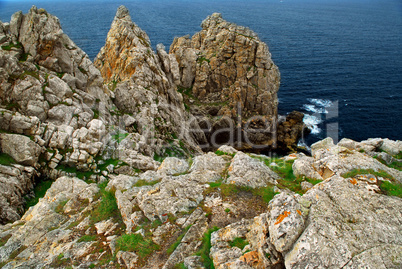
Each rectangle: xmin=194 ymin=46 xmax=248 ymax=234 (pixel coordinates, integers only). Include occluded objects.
xmin=297 ymin=140 xmax=311 ymax=152
xmin=303 ymin=114 xmax=322 ymax=134
xmin=302 ymin=104 xmax=328 ymax=114
xmin=308 ymin=98 xmax=333 ymax=107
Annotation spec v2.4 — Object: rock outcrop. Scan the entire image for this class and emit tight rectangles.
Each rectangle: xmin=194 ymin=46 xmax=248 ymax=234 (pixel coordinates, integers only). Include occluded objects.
xmin=170 ymin=13 xmax=279 ymax=119
xmin=94 ymin=6 xmax=206 ymax=157
xmin=169 ymin=13 xmax=307 ymax=151
xmin=1 ymin=5 xmax=401 ymax=269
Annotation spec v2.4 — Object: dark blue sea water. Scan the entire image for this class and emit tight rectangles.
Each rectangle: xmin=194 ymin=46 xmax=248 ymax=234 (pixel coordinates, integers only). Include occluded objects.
xmin=1 ymin=0 xmax=401 ymax=145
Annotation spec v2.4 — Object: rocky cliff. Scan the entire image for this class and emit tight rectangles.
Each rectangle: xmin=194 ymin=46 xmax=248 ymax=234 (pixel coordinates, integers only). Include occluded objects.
xmin=0 ymin=5 xmax=401 ymax=269
xmin=169 ymin=13 xmax=305 ymax=151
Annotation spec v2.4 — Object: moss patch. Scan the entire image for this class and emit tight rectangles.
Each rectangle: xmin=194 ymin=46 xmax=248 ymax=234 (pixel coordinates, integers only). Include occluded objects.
xmin=115 ymin=233 xmax=160 ymax=260
xmin=341 ymin=169 xmax=395 ymax=181
xmin=25 ymin=178 xmax=53 ymax=209
xmin=379 ymin=181 xmax=402 ymax=198
xmin=196 ymin=227 xmax=219 ymax=269
xmin=90 ymin=181 xmax=124 ymax=226
xmin=167 ymin=225 xmax=192 ymax=255
xmin=229 ymin=237 xmax=248 ymax=249
xmin=0 ymin=152 xmax=16 ymax=166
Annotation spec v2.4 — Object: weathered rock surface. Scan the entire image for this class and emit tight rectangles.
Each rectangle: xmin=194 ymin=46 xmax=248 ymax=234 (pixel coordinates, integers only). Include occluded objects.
xmin=170 ymin=13 xmax=279 ymax=120
xmin=285 ymin=175 xmax=402 ymax=268
xmin=0 ymin=133 xmax=42 ymax=166
xmin=226 ymin=151 xmax=279 ymax=187
xmin=94 ymin=6 xmax=206 ymax=157
xmin=294 ymin=137 xmax=402 ymax=181
xmin=0 ymin=164 xmax=37 ymax=224
xmin=1 ymin=5 xmax=401 ymax=269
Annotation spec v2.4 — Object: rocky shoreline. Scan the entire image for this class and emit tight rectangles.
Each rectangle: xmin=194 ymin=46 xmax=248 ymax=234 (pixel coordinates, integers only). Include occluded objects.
xmin=0 ymin=6 xmax=401 ymax=269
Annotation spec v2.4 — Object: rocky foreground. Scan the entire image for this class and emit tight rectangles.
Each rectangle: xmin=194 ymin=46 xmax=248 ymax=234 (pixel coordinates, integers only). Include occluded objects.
xmin=0 ymin=5 xmax=401 ymax=269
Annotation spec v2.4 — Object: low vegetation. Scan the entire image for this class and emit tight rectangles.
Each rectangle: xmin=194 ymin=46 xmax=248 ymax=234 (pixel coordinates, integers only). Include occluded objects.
xmin=341 ymin=169 xmax=394 ymax=180
xmin=214 ymin=150 xmax=236 ymax=157
xmin=90 ymin=181 xmax=123 ymax=225
xmin=251 ymin=155 xmax=322 ymax=195
xmin=380 ymin=181 xmax=402 ymax=198
xmin=0 ymin=152 xmax=16 ymax=166
xmin=167 ymin=225 xmax=192 ymax=254
xmin=373 ymin=155 xmax=402 ymax=171
xmin=229 ymin=237 xmax=248 ymax=250
xmin=196 ymin=226 xmax=219 ymax=269
xmin=115 ymin=233 xmax=160 ymax=259
xmin=133 ymin=179 xmax=161 ymax=187
xmin=77 ymin=235 xmax=97 ymax=243
xmin=341 ymin=169 xmax=401 ymax=198
xmin=25 ymin=178 xmax=53 ymax=209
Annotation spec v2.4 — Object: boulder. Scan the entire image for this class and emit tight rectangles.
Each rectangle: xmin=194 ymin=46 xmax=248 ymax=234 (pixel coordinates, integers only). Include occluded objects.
xmin=0 ymin=133 xmax=42 ymax=166
xmin=285 ymin=175 xmax=402 ymax=268
xmin=226 ymin=152 xmax=278 ymax=187
xmin=0 ymin=164 xmax=37 ymax=224
xmin=157 ymin=157 xmax=189 ymax=176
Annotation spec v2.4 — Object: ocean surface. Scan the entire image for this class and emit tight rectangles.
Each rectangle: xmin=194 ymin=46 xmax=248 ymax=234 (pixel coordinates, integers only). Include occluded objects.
xmin=1 ymin=0 xmax=401 ymax=145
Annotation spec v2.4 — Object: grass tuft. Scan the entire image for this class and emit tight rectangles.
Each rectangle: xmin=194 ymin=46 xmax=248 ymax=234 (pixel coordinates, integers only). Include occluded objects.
xmin=0 ymin=152 xmax=16 ymax=166
xmin=115 ymin=233 xmax=160 ymax=259
xmin=341 ymin=169 xmax=395 ymax=180
xmin=90 ymin=181 xmax=123 ymax=225
xmin=379 ymin=181 xmax=402 ymax=198
xmin=196 ymin=226 xmax=219 ymax=269
xmin=134 ymin=179 xmax=161 ymax=187
xmin=77 ymin=235 xmax=97 ymax=243
xmin=229 ymin=237 xmax=248 ymax=249
xmin=25 ymin=179 xmax=53 ymax=209
xmin=167 ymin=225 xmax=192 ymax=254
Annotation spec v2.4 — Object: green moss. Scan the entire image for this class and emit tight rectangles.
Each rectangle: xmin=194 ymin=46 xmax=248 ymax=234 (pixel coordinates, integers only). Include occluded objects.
xmin=1 ymin=41 xmax=22 ymax=51
xmin=215 ymin=150 xmax=235 ymax=157
xmin=229 ymin=237 xmax=248 ymax=249
xmin=55 ymin=200 xmax=68 ymax=214
xmin=5 ymin=102 xmax=21 ymax=110
xmin=225 ymin=208 xmax=230 ymax=213
xmin=96 ymin=158 xmax=127 ymax=172
xmin=196 ymin=227 xmax=219 ymax=269
xmin=205 ymin=181 xmax=277 ymax=205
xmin=394 ymin=151 xmax=402 ymax=160
xmin=0 ymin=152 xmax=16 ymax=166
xmin=19 ymin=53 xmax=30 ymax=62
xmin=133 ymin=179 xmax=161 ymax=187
xmin=90 ymin=181 xmax=123 ymax=225
xmin=112 ymin=132 xmax=129 ymax=143
xmin=92 ymin=109 xmax=99 ymax=119
xmin=78 ymin=67 xmax=88 ymax=75
xmin=173 ymin=262 xmax=188 ymax=269
xmin=380 ymin=181 xmax=402 ymax=198
xmin=208 ymin=181 xmax=223 ymax=188
xmin=196 ymin=55 xmax=210 ymax=66
xmin=77 ymin=235 xmax=97 ymax=243
xmin=115 ymin=233 xmax=160 ymax=259
xmin=52 ymin=253 xmax=71 ymax=267
xmin=250 ymin=156 xmax=322 ymax=195
xmin=0 ymin=234 xmax=12 ymax=247
xmin=56 ymin=72 xmax=65 ymax=78
xmin=374 ymin=155 xmax=402 ymax=171
xmin=56 ymin=164 xmax=94 ymax=181
xmin=25 ymin=179 xmax=53 ymax=209
xmin=167 ymin=225 xmax=192 ymax=254
xmin=341 ymin=169 xmax=395 ymax=180
xmin=8 ymin=246 xmax=27 ymax=260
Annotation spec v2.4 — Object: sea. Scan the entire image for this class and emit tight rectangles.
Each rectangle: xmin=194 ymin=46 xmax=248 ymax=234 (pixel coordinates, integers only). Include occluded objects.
xmin=1 ymin=0 xmax=401 ymax=146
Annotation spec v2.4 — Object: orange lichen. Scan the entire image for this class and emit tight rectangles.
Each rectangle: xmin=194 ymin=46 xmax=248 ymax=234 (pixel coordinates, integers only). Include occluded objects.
xmin=296 ymin=210 xmax=302 ymax=216
xmin=274 ymin=211 xmax=290 ymax=225
xmin=350 ymin=178 xmax=358 ymax=185
xmin=240 ymin=250 xmax=259 ymax=265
